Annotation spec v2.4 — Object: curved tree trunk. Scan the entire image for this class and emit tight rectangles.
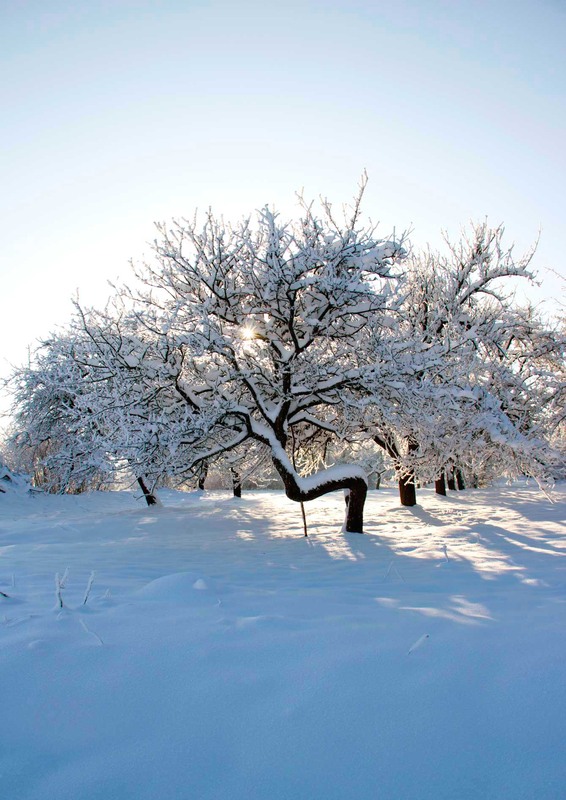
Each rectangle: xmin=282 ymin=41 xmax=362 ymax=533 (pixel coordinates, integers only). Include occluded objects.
xmin=270 ymin=454 xmax=367 ymax=533
xmin=137 ymin=476 xmax=159 ymax=506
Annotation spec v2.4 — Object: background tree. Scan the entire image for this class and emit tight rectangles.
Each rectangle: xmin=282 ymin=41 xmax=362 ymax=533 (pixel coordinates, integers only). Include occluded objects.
xmin=365 ymin=221 xmax=551 ymax=504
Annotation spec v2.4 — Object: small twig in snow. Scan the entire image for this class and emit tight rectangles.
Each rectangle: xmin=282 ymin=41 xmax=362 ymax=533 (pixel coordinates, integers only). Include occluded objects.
xmin=83 ymin=572 xmax=95 ymax=605
xmin=55 ymin=573 xmax=64 ymax=608
xmin=0 ymin=590 xmax=10 ymax=599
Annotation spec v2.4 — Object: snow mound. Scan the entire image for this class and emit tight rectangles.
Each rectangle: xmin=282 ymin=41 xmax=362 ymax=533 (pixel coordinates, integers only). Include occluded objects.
xmin=135 ymin=572 xmax=217 ymax=604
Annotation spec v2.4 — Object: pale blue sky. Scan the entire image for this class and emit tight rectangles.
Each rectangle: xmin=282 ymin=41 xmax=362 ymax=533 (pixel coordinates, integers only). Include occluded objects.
xmin=1 ymin=0 xmax=565 ymax=396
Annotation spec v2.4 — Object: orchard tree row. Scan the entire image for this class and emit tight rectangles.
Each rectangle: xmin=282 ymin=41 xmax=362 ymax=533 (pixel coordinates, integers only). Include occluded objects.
xmin=6 ymin=184 xmax=565 ymax=532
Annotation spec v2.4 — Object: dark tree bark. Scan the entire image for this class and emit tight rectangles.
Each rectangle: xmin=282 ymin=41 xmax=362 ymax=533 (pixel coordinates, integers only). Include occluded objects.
xmin=372 ymin=435 xmax=417 ymax=506
xmin=270 ymin=453 xmax=367 ymax=533
xmin=456 ymin=469 xmax=466 ymax=490
xmin=435 ymin=474 xmax=447 ymax=496
xmin=231 ymin=468 xmax=242 ymax=498
xmin=398 ymin=438 xmax=418 ymax=506
xmin=197 ymin=462 xmax=208 ymax=491
xmin=137 ymin=476 xmax=159 ymax=506
xmin=399 ymin=473 xmax=417 ymax=506
xmin=375 ymin=472 xmax=381 ymax=490
xmin=447 ymin=470 xmax=456 ymax=491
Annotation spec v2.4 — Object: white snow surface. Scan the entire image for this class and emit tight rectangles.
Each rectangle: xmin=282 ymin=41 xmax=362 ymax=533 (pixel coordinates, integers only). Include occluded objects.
xmin=1 ymin=483 xmax=565 ymax=799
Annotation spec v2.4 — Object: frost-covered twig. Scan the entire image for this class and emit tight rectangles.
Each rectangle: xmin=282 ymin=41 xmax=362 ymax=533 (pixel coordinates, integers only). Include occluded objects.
xmin=55 ymin=572 xmax=65 ymax=608
xmin=83 ymin=571 xmax=95 ymax=605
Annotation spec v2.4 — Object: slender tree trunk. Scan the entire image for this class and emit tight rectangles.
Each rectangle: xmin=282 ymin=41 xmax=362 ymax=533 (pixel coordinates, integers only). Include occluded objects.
xmin=137 ymin=476 xmax=159 ymax=506
xmin=375 ymin=472 xmax=381 ymax=490
xmin=435 ymin=473 xmax=447 ymax=496
xmin=198 ymin=462 xmax=208 ymax=491
xmin=456 ymin=469 xmax=466 ymax=490
xmin=398 ymin=438 xmax=418 ymax=506
xmin=231 ymin=468 xmax=242 ymax=498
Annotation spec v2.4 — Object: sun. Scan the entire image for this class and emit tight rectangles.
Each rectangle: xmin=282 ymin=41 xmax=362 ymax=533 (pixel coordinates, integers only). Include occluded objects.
xmin=240 ymin=326 xmax=257 ymax=341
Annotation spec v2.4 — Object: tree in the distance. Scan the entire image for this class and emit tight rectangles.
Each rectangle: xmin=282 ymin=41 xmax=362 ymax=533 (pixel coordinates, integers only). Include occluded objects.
xmin=366 ymin=221 xmax=547 ymax=504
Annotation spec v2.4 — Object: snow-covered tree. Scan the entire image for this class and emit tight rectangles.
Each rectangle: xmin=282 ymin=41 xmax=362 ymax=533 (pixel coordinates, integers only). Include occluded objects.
xmin=364 ymin=221 xmax=558 ymax=503
xmin=8 ymin=305 xmax=200 ymax=502
xmin=8 ymin=330 xmax=117 ymax=494
xmin=118 ymin=185 xmax=407 ymax=531
xmin=10 ymin=189 xmax=562 ymax=527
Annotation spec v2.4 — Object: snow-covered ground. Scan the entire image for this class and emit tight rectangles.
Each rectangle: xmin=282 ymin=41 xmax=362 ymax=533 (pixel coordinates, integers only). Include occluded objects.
xmin=1 ymin=483 xmax=565 ymax=799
